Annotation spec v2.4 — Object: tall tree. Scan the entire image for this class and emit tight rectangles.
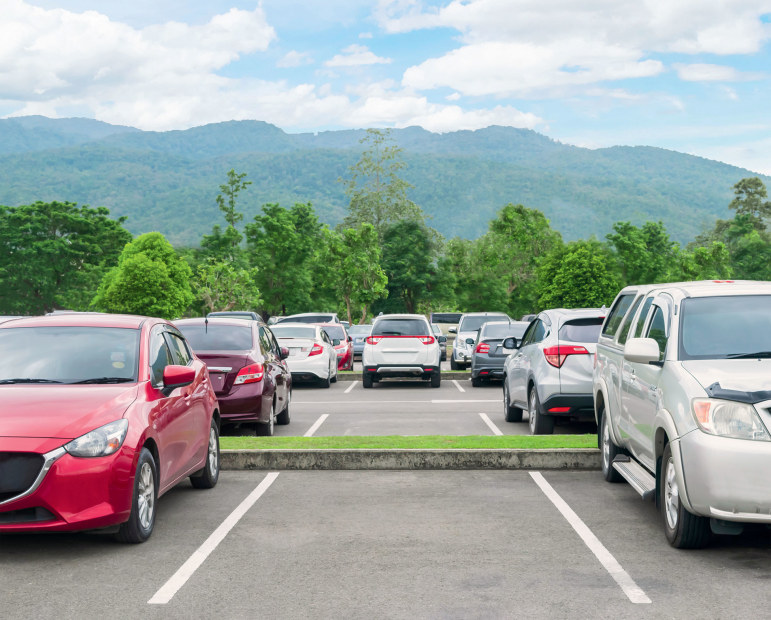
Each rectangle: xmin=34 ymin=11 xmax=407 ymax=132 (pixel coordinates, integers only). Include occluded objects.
xmin=92 ymin=232 xmax=193 ymax=319
xmin=324 ymin=224 xmax=388 ymax=324
xmin=606 ymin=221 xmax=677 ymax=286
xmin=245 ymin=202 xmax=322 ymax=317
xmin=193 ymin=261 xmax=262 ymax=314
xmin=379 ymin=220 xmax=437 ymax=314
xmin=0 ymin=201 xmax=132 ymax=315
xmin=202 ymin=169 xmax=251 ymax=262
xmin=341 ymin=128 xmax=424 ymax=238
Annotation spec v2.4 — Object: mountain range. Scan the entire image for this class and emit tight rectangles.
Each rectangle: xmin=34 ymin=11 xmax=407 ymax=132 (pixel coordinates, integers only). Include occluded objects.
xmin=0 ymin=115 xmax=766 ymax=246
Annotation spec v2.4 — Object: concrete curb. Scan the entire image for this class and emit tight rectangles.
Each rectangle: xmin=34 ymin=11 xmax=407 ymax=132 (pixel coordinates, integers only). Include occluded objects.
xmin=222 ymin=449 xmax=600 ymax=470
xmin=336 ymin=371 xmax=472 ymax=382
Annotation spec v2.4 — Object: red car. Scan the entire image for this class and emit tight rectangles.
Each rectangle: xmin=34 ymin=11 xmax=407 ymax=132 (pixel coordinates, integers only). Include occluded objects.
xmin=318 ymin=322 xmax=354 ymax=371
xmin=175 ymin=318 xmax=292 ymax=436
xmin=0 ymin=313 xmax=220 ymax=543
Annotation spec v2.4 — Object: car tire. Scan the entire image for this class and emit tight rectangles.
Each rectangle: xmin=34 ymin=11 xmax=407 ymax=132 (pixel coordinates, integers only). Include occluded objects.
xmin=503 ymin=381 xmax=523 ymax=423
xmin=320 ymin=372 xmax=331 ymax=388
xmin=430 ymin=372 xmax=441 ymax=388
xmin=600 ymin=407 xmax=623 ymax=483
xmin=471 ymin=376 xmax=482 ymax=387
xmin=190 ymin=418 xmax=220 ymax=489
xmin=661 ymin=443 xmax=710 ymax=549
xmin=528 ymin=387 xmax=554 ymax=435
xmin=276 ymin=389 xmax=291 ymax=425
xmin=116 ymin=447 xmax=157 ymax=544
xmin=362 ymin=373 xmax=373 ymax=389
xmin=257 ymin=402 xmax=275 ymax=436
xmin=450 ymin=357 xmax=459 ymax=371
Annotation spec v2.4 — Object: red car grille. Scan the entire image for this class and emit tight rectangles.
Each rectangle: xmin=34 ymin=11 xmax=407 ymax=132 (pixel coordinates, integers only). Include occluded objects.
xmin=0 ymin=452 xmax=45 ymax=502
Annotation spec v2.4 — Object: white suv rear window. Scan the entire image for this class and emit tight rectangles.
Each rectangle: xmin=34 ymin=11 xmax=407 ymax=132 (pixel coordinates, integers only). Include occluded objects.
xmin=373 ymin=319 xmax=428 ymax=336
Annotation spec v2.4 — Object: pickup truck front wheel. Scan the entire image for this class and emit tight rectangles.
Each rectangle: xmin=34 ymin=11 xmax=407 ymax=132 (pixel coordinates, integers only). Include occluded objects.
xmin=661 ymin=443 xmax=710 ymax=549
xmin=600 ymin=408 xmax=623 ymax=483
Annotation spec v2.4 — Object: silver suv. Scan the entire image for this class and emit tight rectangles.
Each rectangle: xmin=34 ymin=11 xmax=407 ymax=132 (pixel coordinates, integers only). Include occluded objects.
xmin=450 ymin=312 xmax=510 ymax=370
xmin=362 ymin=314 xmax=442 ymax=388
xmin=595 ymin=280 xmax=771 ymax=548
xmin=502 ymin=308 xmax=605 ymax=434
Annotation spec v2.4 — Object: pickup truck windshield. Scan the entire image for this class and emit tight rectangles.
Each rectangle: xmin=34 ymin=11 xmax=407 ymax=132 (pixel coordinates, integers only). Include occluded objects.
xmin=680 ymin=295 xmax=771 ymax=360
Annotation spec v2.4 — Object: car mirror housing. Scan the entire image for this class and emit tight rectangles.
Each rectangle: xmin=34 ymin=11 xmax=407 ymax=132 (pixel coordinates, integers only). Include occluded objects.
xmin=502 ymin=337 xmax=518 ymax=349
xmin=624 ymin=338 xmax=661 ymax=364
xmin=163 ymin=365 xmax=195 ymax=393
xmin=280 ymin=347 xmax=289 ymax=360
xmin=448 ymin=327 xmax=457 ymax=334
xmin=465 ymin=337 xmax=475 ymax=345
xmin=438 ymin=335 xmax=447 ymax=343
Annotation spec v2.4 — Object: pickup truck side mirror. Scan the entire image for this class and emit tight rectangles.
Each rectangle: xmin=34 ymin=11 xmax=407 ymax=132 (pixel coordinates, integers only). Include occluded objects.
xmin=624 ymin=338 xmax=661 ymax=364
xmin=502 ymin=337 xmax=519 ymax=350
xmin=448 ymin=327 xmax=457 ymax=334
xmin=438 ymin=335 xmax=447 ymax=343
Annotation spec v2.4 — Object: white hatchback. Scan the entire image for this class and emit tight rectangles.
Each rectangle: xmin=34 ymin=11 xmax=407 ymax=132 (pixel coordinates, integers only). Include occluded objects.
xmin=362 ymin=314 xmax=442 ymax=388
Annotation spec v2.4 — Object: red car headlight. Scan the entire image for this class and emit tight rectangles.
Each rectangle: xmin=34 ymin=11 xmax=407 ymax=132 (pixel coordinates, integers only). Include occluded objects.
xmin=64 ymin=419 xmax=129 ymax=458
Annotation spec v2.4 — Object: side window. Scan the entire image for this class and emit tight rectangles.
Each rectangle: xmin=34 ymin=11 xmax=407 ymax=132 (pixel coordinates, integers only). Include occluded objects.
xmin=520 ymin=320 xmax=539 ymax=347
xmin=258 ymin=327 xmax=273 ymax=357
xmin=149 ymin=332 xmax=173 ymax=385
xmin=633 ymin=297 xmax=655 ymax=339
xmin=532 ymin=319 xmax=547 ymax=344
xmin=165 ymin=332 xmax=192 ymax=366
xmin=645 ymin=306 xmax=669 ymax=361
xmin=602 ymin=294 xmax=634 ymax=338
xmin=267 ymin=329 xmax=281 ymax=356
xmin=617 ymin=296 xmax=643 ymax=346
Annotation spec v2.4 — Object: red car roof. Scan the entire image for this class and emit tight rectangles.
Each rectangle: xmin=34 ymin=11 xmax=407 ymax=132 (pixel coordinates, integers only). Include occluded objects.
xmin=0 ymin=313 xmax=154 ymax=329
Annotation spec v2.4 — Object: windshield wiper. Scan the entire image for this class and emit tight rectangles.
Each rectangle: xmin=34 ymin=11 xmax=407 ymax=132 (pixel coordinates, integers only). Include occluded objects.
xmin=726 ymin=351 xmax=771 ymax=359
xmin=70 ymin=377 xmax=135 ymax=384
xmin=0 ymin=378 xmax=63 ymax=384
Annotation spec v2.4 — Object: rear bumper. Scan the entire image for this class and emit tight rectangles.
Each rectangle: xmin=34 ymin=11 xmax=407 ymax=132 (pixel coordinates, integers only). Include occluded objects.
xmin=216 ymin=383 xmax=266 ymax=423
xmin=539 ymin=394 xmax=595 ymax=417
xmin=471 ymin=357 xmax=506 ymax=379
xmin=363 ymin=364 xmax=440 ymax=379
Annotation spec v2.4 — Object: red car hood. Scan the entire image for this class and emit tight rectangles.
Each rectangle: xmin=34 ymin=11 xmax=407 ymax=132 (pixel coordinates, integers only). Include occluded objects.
xmin=0 ymin=384 xmax=139 ymax=440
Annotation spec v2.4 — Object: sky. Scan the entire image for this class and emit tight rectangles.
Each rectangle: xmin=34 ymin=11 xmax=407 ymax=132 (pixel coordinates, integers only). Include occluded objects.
xmin=3 ymin=0 xmax=771 ymax=174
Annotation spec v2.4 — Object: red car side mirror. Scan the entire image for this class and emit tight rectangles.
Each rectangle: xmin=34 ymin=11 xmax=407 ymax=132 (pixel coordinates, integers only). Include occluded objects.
xmin=163 ymin=365 xmax=195 ymax=391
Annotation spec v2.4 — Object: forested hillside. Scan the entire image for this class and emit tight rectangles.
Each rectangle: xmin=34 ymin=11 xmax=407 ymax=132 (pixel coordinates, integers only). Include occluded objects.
xmin=0 ymin=116 xmax=764 ymax=245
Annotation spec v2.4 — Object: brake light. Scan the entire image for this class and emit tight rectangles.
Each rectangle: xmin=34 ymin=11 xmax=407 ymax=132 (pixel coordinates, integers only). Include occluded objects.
xmin=234 ymin=363 xmax=264 ymax=385
xmin=543 ymin=345 xmax=589 ymax=368
xmin=476 ymin=342 xmax=490 ymax=354
xmin=308 ymin=343 xmax=324 ymax=356
xmin=366 ymin=336 xmax=382 ymax=345
xmin=418 ymin=336 xmax=435 ymax=345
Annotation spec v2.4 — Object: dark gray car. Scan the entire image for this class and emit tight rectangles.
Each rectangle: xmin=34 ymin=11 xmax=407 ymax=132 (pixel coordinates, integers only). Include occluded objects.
xmin=470 ymin=321 xmax=529 ymax=386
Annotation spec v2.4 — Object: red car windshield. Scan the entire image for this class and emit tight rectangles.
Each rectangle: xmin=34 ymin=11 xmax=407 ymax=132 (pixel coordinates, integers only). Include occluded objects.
xmin=0 ymin=326 xmax=139 ymax=384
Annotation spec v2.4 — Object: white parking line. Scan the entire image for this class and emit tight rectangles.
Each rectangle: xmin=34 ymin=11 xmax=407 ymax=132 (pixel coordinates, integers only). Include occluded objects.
xmin=479 ymin=413 xmax=503 ymax=435
xmin=529 ymin=472 xmax=651 ymax=605
xmin=344 ymin=382 xmax=356 ymax=394
xmin=293 ymin=399 xmax=500 ymax=405
xmin=304 ymin=414 xmax=329 ymax=437
xmin=452 ymin=380 xmax=465 ymax=393
xmin=148 ymin=472 xmax=280 ymax=605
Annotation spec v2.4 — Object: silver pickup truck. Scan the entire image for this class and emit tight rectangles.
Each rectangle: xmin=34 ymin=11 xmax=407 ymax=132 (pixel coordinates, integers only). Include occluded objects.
xmin=594 ymin=280 xmax=771 ymax=548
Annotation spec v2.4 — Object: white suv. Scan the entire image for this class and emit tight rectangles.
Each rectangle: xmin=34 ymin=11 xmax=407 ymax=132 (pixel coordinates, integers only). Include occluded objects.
xmin=362 ymin=314 xmax=442 ymax=388
xmin=595 ymin=280 xmax=771 ymax=548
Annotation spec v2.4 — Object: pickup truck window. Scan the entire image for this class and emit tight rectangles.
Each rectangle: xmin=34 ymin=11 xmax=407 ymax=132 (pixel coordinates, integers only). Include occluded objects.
xmin=633 ymin=297 xmax=655 ymax=338
xmin=617 ymin=297 xmax=643 ymax=346
xmin=602 ymin=294 xmax=635 ymax=338
xmin=646 ymin=306 xmax=668 ymax=361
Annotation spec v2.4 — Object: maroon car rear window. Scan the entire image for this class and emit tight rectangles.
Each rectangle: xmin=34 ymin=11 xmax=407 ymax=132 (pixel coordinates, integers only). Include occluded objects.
xmin=177 ymin=324 xmax=253 ymax=351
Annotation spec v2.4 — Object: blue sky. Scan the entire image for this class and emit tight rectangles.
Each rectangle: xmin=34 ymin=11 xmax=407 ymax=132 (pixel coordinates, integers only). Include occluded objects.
xmin=3 ymin=1 xmax=771 ymax=174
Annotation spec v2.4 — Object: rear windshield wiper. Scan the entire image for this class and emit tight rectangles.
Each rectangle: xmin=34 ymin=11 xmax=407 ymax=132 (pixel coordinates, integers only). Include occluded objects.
xmin=70 ymin=377 xmax=135 ymax=384
xmin=726 ymin=351 xmax=771 ymax=359
xmin=0 ymin=378 xmax=63 ymax=384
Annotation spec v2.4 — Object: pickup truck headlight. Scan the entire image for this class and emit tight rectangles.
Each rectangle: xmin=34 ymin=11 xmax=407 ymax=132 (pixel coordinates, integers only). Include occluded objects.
xmin=691 ymin=398 xmax=770 ymax=441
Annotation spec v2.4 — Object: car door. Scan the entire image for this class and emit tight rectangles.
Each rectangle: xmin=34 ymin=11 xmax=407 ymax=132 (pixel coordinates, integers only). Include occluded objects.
xmin=624 ymin=300 xmax=669 ymax=469
xmin=260 ymin=325 xmax=287 ymax=415
xmin=509 ymin=318 xmax=547 ymax=406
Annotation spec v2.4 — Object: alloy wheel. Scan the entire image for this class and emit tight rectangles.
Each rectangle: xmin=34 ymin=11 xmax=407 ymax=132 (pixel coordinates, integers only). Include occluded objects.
xmin=528 ymin=391 xmax=537 ymax=434
xmin=207 ymin=426 xmax=218 ymax=474
xmin=664 ymin=457 xmax=680 ymax=530
xmin=137 ymin=461 xmax=155 ymax=530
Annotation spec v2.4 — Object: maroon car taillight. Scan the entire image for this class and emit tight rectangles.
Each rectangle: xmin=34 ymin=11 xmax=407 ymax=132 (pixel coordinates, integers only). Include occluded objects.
xmin=308 ymin=343 xmax=324 ymax=357
xmin=476 ymin=342 xmax=490 ymax=354
xmin=543 ymin=345 xmax=589 ymax=368
xmin=234 ymin=363 xmax=264 ymax=384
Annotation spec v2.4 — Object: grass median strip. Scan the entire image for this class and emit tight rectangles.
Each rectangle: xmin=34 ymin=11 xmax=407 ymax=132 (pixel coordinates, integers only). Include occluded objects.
xmin=220 ymin=435 xmax=597 ymax=450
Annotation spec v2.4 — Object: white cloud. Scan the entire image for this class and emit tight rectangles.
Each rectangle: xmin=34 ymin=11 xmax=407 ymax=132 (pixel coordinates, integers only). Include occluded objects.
xmin=325 ymin=44 xmax=392 ymax=67
xmin=674 ymin=63 xmax=765 ymax=82
xmin=277 ymin=50 xmax=314 ymax=68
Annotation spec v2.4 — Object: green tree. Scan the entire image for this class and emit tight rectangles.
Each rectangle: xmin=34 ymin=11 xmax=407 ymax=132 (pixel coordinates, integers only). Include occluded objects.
xmin=202 ymin=169 xmax=251 ymax=261
xmin=537 ymin=240 xmax=621 ymax=309
xmin=194 ymin=261 xmax=262 ymax=314
xmin=341 ymin=128 xmax=424 ymax=238
xmin=728 ymin=177 xmax=771 ymax=224
xmin=92 ymin=232 xmax=193 ymax=319
xmin=245 ymin=202 xmax=322 ymax=317
xmin=378 ymin=220 xmax=437 ymax=314
xmin=666 ymin=242 xmax=733 ymax=281
xmin=0 ymin=201 xmax=132 ymax=315
xmin=606 ymin=221 xmax=677 ymax=286
xmin=324 ymin=224 xmax=388 ymax=323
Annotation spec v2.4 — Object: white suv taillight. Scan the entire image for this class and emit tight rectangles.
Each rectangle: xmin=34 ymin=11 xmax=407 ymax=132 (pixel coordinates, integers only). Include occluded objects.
xmin=366 ymin=336 xmax=383 ymax=345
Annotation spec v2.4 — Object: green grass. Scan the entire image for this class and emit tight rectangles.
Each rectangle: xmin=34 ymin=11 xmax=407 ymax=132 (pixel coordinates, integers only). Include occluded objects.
xmin=220 ymin=435 xmax=597 ymax=450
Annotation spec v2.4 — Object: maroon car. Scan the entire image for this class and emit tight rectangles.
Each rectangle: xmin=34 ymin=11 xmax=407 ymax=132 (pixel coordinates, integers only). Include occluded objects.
xmin=318 ymin=322 xmax=354 ymax=371
xmin=175 ymin=318 xmax=292 ymax=436
xmin=0 ymin=313 xmax=219 ymax=543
